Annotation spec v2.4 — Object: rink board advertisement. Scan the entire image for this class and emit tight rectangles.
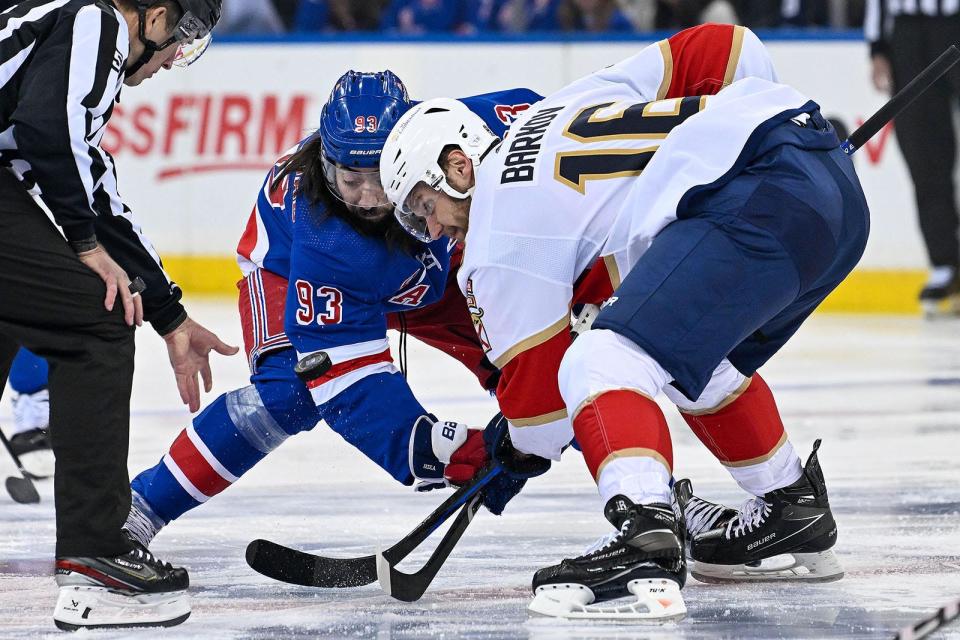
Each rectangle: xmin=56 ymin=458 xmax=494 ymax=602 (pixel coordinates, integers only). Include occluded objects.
xmin=111 ymin=37 xmax=923 ymax=311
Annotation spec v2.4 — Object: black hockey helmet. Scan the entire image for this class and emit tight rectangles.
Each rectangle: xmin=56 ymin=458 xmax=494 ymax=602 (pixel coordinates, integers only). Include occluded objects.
xmin=138 ymin=0 xmax=221 ymax=50
xmin=127 ymin=0 xmax=221 ymax=75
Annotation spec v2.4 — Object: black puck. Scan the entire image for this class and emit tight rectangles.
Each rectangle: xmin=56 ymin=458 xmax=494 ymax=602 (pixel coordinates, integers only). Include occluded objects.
xmin=128 ymin=276 xmax=146 ymax=296
xmin=294 ymin=351 xmax=333 ymax=383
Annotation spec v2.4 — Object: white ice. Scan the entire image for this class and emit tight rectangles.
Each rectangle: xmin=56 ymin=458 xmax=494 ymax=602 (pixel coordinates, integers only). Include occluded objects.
xmin=2 ymin=301 xmax=959 ymax=639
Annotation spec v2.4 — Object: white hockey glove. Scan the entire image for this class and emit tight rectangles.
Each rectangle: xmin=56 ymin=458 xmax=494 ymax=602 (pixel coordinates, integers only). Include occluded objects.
xmin=408 ymin=415 xmax=487 ymax=491
xmin=570 ymin=303 xmax=600 ymax=338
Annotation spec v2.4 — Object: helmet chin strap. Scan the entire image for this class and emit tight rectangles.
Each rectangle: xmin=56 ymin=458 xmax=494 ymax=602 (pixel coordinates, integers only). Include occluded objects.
xmin=437 ymin=145 xmax=490 ymax=200
xmin=438 ymin=181 xmax=473 ymax=200
xmin=125 ymin=9 xmax=163 ymax=77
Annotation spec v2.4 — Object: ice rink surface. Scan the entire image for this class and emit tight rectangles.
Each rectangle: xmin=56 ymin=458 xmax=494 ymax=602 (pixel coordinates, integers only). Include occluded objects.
xmin=1 ymin=301 xmax=959 ymax=639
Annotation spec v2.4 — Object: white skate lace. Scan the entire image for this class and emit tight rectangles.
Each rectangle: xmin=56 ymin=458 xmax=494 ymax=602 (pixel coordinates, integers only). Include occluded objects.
xmin=123 ymin=493 xmax=163 ymax=547
xmin=724 ymin=497 xmax=772 ymax=539
xmin=581 ymin=514 xmax=638 ymax=556
xmin=582 ymin=529 xmax=623 ymax=556
xmin=684 ymin=497 xmax=732 ymax=538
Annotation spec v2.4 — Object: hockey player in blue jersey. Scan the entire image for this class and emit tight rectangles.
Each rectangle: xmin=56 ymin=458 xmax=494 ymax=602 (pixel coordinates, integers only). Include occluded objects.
xmin=123 ymin=70 xmax=544 ymax=546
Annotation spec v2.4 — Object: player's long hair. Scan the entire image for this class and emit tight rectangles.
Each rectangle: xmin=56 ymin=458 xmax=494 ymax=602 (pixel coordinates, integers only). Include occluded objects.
xmin=273 ymin=133 xmax=423 ymax=255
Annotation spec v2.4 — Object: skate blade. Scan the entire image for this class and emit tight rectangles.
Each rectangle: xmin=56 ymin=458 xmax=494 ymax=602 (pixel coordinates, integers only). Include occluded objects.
xmin=528 ymin=579 xmax=686 ymax=621
xmin=922 ymin=297 xmax=960 ymax=319
xmin=53 ymin=586 xmax=190 ymax=630
xmin=692 ymin=550 xmax=844 ymax=583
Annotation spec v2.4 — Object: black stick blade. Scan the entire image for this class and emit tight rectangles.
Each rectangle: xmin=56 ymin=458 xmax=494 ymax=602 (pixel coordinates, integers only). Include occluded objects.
xmin=5 ymin=475 xmax=39 ymax=504
xmin=377 ymin=496 xmax=481 ymax=602
xmin=246 ymin=539 xmax=377 ymax=588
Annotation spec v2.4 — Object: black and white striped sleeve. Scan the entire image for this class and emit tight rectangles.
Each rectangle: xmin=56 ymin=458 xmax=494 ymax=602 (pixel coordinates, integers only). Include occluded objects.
xmin=864 ymin=0 xmax=890 ymax=58
xmin=12 ymin=3 xmax=125 ymax=242
xmin=11 ymin=3 xmax=186 ymax=333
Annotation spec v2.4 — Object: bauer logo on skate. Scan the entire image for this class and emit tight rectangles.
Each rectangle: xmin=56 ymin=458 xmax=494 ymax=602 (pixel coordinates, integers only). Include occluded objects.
xmin=102 ymin=93 xmax=312 ymax=180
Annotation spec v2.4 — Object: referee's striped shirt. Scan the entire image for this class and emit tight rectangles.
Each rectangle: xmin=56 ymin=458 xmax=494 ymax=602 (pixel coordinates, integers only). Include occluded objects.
xmin=865 ymin=0 xmax=960 ymax=56
xmin=0 ymin=0 xmax=185 ymax=332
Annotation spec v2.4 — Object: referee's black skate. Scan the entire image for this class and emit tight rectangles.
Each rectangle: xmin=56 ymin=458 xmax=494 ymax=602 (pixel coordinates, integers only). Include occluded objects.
xmin=690 ymin=439 xmax=843 ymax=583
xmin=529 ymin=495 xmax=686 ymax=620
xmin=919 ymin=266 xmax=960 ymax=317
xmin=53 ymin=535 xmax=190 ymax=630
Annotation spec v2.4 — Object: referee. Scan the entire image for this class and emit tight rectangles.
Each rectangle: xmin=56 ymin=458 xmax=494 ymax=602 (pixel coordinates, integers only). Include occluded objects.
xmin=0 ymin=0 xmax=236 ymax=631
xmin=866 ymin=0 xmax=960 ymax=314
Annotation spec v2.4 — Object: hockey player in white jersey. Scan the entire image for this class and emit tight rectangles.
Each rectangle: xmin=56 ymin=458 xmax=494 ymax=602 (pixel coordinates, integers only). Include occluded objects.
xmin=381 ymin=26 xmax=867 ymax=620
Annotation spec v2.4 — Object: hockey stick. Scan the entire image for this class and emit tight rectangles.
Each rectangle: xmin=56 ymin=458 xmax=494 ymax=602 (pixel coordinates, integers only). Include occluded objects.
xmin=842 ymin=45 xmax=960 ymax=155
xmin=377 ymin=493 xmax=483 ymax=602
xmin=246 ymin=462 xmax=502 ymax=588
xmin=0 ymin=427 xmax=40 ymax=504
xmin=893 ymin=597 xmax=960 ymax=640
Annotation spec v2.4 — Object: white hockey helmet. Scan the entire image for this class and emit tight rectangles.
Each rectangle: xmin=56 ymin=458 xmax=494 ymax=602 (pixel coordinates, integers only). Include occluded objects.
xmin=380 ymin=97 xmax=499 ymax=241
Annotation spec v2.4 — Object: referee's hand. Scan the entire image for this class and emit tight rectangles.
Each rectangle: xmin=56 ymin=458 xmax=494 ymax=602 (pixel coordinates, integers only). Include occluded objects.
xmin=77 ymin=244 xmax=144 ymax=327
xmin=162 ymin=316 xmax=239 ymax=412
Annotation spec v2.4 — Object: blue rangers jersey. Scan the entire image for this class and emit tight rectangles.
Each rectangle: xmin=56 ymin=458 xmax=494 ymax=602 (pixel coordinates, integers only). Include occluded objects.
xmin=237 ymin=87 xmax=543 ymax=483
xmin=236 ymin=88 xmax=542 ymax=279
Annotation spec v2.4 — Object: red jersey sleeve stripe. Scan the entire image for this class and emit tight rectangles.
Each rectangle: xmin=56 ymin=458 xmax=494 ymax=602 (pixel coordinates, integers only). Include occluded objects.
xmin=665 ymin=23 xmax=736 ymax=99
xmin=497 ymin=328 xmax=571 ymax=426
xmin=305 ymin=348 xmax=394 ymax=389
xmin=236 ymin=204 xmax=259 ymax=261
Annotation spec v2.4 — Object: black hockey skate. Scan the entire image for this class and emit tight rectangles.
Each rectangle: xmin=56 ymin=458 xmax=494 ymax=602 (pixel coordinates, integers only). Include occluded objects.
xmin=9 ymin=427 xmax=50 ymax=457
xmin=919 ymin=266 xmax=960 ymax=317
xmin=690 ymin=439 xmax=843 ymax=583
xmin=529 ymin=495 xmax=686 ymax=620
xmin=672 ymin=478 xmax=736 ymax=557
xmin=53 ymin=536 xmax=190 ymax=630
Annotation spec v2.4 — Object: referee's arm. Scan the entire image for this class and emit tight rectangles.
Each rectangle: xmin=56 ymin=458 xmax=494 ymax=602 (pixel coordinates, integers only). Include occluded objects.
xmin=864 ymin=0 xmax=890 ymax=58
xmin=10 ymin=3 xmax=186 ymax=334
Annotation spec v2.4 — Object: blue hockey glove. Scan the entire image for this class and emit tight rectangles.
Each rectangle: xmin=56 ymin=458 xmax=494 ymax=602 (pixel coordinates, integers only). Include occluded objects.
xmin=409 ymin=414 xmax=471 ymax=491
xmin=482 ymin=413 xmax=552 ymax=479
xmin=408 ymin=414 xmax=538 ymax=515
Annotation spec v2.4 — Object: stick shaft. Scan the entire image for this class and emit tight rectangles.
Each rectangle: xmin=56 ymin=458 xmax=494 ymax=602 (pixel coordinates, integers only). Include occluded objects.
xmin=843 ymin=45 xmax=960 ymax=155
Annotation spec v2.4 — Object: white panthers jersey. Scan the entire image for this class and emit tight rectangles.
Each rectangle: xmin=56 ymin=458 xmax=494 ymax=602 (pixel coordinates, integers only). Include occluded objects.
xmin=459 ymin=55 xmax=811 ymax=459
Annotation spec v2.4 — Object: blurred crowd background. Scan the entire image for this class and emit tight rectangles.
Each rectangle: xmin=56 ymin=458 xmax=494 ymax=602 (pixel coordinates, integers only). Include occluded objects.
xmin=221 ymin=0 xmax=868 ymax=37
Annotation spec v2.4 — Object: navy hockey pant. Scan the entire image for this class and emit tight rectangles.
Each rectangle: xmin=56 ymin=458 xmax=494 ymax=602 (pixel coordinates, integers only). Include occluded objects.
xmin=595 ymin=115 xmax=870 ymax=401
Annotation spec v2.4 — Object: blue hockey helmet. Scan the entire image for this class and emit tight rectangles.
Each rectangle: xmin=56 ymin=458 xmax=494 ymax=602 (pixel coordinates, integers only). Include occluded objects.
xmin=319 ymin=70 xmax=412 ymax=212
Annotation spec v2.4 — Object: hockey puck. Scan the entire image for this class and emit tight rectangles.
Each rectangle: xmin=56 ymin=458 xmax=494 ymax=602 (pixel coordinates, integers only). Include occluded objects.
xmin=294 ymin=351 xmax=333 ymax=383
xmin=128 ymin=276 xmax=146 ymax=296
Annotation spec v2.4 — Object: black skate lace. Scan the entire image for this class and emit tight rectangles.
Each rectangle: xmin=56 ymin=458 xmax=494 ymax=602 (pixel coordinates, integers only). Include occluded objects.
xmin=724 ymin=497 xmax=772 ymax=539
xmin=684 ymin=498 xmax=731 ymax=538
xmin=129 ymin=546 xmax=174 ymax=571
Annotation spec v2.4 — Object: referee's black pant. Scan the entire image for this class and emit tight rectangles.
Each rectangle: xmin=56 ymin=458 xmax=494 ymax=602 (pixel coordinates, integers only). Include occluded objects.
xmin=890 ymin=15 xmax=960 ymax=271
xmin=0 ymin=171 xmax=134 ymax=558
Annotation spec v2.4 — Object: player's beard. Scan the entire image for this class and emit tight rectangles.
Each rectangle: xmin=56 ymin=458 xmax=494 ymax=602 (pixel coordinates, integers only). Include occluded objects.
xmin=347 ymin=205 xmax=394 ymax=235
